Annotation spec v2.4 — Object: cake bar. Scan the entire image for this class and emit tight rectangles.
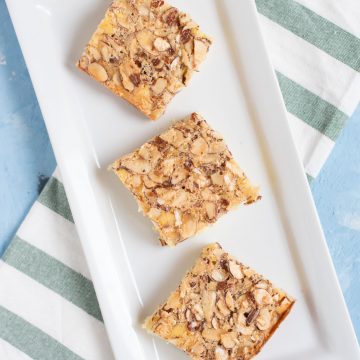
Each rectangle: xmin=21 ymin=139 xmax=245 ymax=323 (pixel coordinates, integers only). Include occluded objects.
xmin=111 ymin=113 xmax=260 ymax=246
xmin=77 ymin=0 xmax=212 ymax=120
xmin=144 ymin=243 xmax=295 ymax=359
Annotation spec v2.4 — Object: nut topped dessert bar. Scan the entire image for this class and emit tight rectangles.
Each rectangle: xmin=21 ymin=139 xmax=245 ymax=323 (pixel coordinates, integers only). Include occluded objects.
xmin=77 ymin=0 xmax=212 ymax=120
xmin=144 ymin=243 xmax=295 ymax=360
xmin=111 ymin=113 xmax=260 ymax=246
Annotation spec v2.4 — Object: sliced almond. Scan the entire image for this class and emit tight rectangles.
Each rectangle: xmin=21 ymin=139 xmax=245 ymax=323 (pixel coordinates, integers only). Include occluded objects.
xmin=154 ymin=37 xmax=171 ymax=51
xmin=253 ymin=289 xmax=273 ymax=305
xmin=202 ymin=328 xmax=222 ymax=342
xmin=194 ymin=39 xmax=208 ymax=68
xmin=139 ymin=143 xmax=161 ymax=164
xmin=171 ymin=189 xmax=189 ymax=208
xmin=228 ymin=260 xmax=243 ymax=279
xmin=88 ymin=46 xmax=101 ymax=61
xmin=256 ymin=308 xmax=271 ymax=331
xmin=211 ymin=269 xmax=227 ymax=282
xmin=225 ymin=292 xmax=235 ymax=311
xmin=216 ymin=298 xmax=230 ymax=316
xmin=215 ymin=346 xmax=228 ymax=360
xmin=136 ymin=30 xmax=155 ymax=53
xmin=160 ymin=128 xmax=184 ymax=148
xmin=180 ymin=214 xmax=197 ymax=238
xmin=204 ymin=201 xmax=216 ymax=220
xmin=88 ymin=62 xmax=108 ymax=82
xmin=170 ymin=57 xmax=179 ymax=70
xmin=211 ymin=316 xmax=219 ymax=329
xmin=171 ymin=167 xmax=188 ymax=184
xmin=174 ymin=210 xmax=182 ymax=227
xmin=121 ymin=158 xmax=152 ymax=174
xmin=185 ymin=308 xmax=193 ymax=322
xmin=192 ymin=343 xmax=205 ymax=355
xmin=151 ymin=78 xmax=167 ymax=95
xmin=147 ymin=207 xmax=161 ymax=220
xmin=209 ymin=141 xmax=226 ymax=154
xmin=202 ymin=290 xmax=216 ymax=322
xmin=100 ymin=46 xmax=110 ymax=62
xmin=191 ymin=137 xmax=208 ymax=156
xmin=211 ymin=172 xmax=224 ymax=186
xmin=220 ymin=332 xmax=236 ymax=349
xmin=112 ymin=71 xmax=121 ymax=86
xmin=193 ymin=303 xmax=204 ymax=321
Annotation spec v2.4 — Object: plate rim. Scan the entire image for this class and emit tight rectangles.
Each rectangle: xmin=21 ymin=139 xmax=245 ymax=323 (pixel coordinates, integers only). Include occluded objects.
xmin=5 ymin=0 xmax=359 ymax=359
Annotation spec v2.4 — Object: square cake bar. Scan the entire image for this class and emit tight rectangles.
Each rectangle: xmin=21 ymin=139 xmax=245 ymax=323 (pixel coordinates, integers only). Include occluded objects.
xmin=111 ymin=113 xmax=260 ymax=246
xmin=144 ymin=243 xmax=295 ymax=360
xmin=77 ymin=0 xmax=212 ymax=120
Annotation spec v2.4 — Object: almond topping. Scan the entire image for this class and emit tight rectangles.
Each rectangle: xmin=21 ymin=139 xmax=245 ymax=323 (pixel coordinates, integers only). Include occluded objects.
xmin=154 ymin=37 xmax=171 ymax=51
xmin=87 ymin=62 xmax=108 ymax=82
xmin=220 ymin=333 xmax=236 ymax=349
xmin=194 ymin=39 xmax=208 ymax=68
xmin=215 ymin=346 xmax=229 ymax=360
xmin=151 ymin=78 xmax=167 ymax=95
xmin=229 ymin=260 xmax=243 ymax=279
xmin=256 ymin=308 xmax=271 ymax=331
xmin=254 ymin=289 xmax=273 ymax=305
xmin=191 ymin=137 xmax=208 ymax=156
xmin=211 ymin=269 xmax=227 ymax=282
xmin=121 ymin=158 xmax=152 ymax=174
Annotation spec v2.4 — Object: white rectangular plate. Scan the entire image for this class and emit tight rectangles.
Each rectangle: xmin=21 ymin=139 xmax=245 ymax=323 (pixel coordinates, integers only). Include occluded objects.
xmin=6 ymin=0 xmax=359 ymax=359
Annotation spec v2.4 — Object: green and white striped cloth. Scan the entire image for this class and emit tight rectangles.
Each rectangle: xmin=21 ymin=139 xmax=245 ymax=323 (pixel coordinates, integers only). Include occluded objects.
xmin=1 ymin=0 xmax=360 ymax=359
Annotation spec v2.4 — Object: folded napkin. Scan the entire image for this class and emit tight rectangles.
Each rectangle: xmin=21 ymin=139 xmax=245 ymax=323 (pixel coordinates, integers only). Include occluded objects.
xmin=1 ymin=0 xmax=360 ymax=359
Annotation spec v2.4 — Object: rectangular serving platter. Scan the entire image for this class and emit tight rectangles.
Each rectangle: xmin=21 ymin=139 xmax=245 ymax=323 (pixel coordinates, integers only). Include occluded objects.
xmin=6 ymin=0 xmax=359 ymax=359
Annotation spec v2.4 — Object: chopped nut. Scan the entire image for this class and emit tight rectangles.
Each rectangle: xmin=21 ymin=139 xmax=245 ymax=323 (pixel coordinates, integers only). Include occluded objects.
xmin=87 ymin=62 xmax=108 ymax=82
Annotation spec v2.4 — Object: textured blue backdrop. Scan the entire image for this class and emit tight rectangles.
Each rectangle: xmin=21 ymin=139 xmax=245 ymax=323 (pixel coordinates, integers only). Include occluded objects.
xmin=0 ymin=0 xmax=359 ymax=342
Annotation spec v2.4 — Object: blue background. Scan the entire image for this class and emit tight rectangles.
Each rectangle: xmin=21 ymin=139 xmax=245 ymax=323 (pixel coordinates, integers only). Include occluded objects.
xmin=0 ymin=0 xmax=359 ymax=342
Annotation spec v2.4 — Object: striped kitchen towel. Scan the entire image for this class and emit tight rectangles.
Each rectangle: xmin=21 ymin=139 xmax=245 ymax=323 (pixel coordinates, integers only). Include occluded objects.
xmin=1 ymin=0 xmax=360 ymax=359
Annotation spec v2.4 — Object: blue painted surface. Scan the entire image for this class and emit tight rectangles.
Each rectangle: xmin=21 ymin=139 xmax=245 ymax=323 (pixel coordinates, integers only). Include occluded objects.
xmin=0 ymin=0 xmax=359 ymax=344
xmin=0 ymin=0 xmax=56 ymax=255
